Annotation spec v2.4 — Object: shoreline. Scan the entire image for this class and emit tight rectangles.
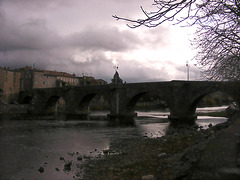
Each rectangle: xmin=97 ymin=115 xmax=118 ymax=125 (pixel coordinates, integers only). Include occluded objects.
xmin=0 ymin=107 xmax=237 ymax=179
xmin=69 ymin=112 xmax=239 ymax=180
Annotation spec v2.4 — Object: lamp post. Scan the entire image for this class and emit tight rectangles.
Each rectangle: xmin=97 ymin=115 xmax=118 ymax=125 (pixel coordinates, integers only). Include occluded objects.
xmin=186 ymin=61 xmax=190 ymax=81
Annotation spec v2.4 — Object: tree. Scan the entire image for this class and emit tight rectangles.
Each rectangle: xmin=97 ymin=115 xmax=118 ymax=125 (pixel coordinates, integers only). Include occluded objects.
xmin=113 ymin=0 xmax=240 ymax=80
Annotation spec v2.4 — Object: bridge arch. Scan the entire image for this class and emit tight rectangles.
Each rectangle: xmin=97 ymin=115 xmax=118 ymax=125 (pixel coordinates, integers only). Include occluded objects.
xmin=77 ymin=93 xmax=97 ymax=114
xmin=127 ymin=92 xmax=147 ymax=112
xmin=74 ymin=93 xmax=110 ymax=115
xmin=45 ymin=96 xmax=66 ymax=113
xmin=18 ymin=91 xmax=33 ymax=104
xmin=126 ymin=91 xmax=170 ymax=114
xmin=190 ymin=90 xmax=236 ymax=118
xmin=22 ymin=96 xmax=32 ymax=104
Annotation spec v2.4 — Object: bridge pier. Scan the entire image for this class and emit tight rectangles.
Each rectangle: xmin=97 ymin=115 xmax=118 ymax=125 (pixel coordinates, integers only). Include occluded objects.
xmin=107 ymin=114 xmax=136 ymax=125
xmin=107 ymin=85 xmax=137 ymax=125
xmin=168 ymin=100 xmax=197 ymax=125
xmin=168 ymin=115 xmax=197 ymax=127
xmin=166 ymin=82 xmax=199 ymax=126
xmin=65 ymin=113 xmax=90 ymax=120
xmin=168 ymin=105 xmax=198 ymax=126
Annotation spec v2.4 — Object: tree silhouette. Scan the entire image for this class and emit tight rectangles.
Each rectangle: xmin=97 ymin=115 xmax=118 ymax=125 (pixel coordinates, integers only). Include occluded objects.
xmin=113 ymin=0 xmax=240 ymax=80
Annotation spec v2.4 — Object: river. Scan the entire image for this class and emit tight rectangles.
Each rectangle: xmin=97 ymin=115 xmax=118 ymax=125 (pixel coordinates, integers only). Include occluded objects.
xmin=0 ymin=106 xmax=227 ymax=180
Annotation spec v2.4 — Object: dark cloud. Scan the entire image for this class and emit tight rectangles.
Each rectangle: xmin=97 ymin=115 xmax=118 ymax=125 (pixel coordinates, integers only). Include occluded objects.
xmin=67 ymin=26 xmax=141 ymax=52
xmin=0 ymin=50 xmax=57 ymax=69
xmin=0 ymin=0 xmax=199 ymax=82
xmin=0 ymin=18 xmax=62 ymax=51
xmin=0 ymin=0 xmax=75 ymax=9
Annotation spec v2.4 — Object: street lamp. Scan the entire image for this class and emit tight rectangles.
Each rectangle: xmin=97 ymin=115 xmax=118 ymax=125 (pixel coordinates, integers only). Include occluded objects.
xmin=186 ymin=60 xmax=190 ymax=81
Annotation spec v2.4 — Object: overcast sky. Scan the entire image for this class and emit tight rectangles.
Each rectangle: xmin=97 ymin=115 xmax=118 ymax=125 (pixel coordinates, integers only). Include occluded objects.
xmin=0 ymin=0 xmax=201 ymax=82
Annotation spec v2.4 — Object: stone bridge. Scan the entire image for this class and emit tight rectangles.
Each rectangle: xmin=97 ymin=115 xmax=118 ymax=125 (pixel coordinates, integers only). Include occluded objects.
xmin=18 ymin=80 xmax=240 ymax=124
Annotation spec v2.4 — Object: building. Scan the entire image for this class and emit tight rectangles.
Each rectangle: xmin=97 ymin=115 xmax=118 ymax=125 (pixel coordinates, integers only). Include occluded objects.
xmin=79 ymin=76 xmax=108 ymax=86
xmin=96 ymin=79 xmax=108 ymax=85
xmin=17 ymin=66 xmax=80 ymax=90
xmin=42 ymin=69 xmax=79 ymax=88
xmin=0 ymin=67 xmax=21 ymax=103
xmin=0 ymin=66 xmax=108 ymax=103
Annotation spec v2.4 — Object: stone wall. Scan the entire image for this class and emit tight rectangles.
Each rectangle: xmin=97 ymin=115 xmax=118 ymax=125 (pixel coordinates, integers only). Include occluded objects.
xmin=0 ymin=68 xmax=21 ymax=102
xmin=0 ymin=104 xmax=29 ymax=113
xmin=33 ymin=71 xmax=57 ymax=88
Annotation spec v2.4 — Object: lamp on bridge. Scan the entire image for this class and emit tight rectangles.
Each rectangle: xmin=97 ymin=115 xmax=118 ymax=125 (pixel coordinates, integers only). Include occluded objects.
xmin=186 ymin=60 xmax=190 ymax=81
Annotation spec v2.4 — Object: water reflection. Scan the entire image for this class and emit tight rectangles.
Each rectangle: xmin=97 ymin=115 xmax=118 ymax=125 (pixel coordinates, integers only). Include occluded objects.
xmin=0 ymin=107 xmax=227 ymax=180
xmin=197 ymin=116 xmax=227 ymax=129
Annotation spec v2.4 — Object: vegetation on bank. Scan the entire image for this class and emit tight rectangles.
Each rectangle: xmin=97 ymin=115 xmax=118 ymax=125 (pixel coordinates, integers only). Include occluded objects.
xmin=196 ymin=111 xmax=227 ymax=117
xmin=197 ymin=92 xmax=233 ymax=108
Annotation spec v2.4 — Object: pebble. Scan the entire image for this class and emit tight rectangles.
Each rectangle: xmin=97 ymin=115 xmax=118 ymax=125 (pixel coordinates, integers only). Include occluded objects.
xmin=64 ymin=161 xmax=72 ymax=171
xmin=141 ymin=174 xmax=155 ymax=180
xmin=38 ymin=167 xmax=44 ymax=173
xmin=103 ymin=150 xmax=109 ymax=155
xmin=219 ymin=167 xmax=240 ymax=175
xmin=158 ymin=153 xmax=167 ymax=159
xmin=77 ymin=156 xmax=83 ymax=161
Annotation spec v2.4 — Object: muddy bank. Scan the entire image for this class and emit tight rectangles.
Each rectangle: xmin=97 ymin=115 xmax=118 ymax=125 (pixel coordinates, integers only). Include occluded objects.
xmin=69 ymin=113 xmax=239 ymax=180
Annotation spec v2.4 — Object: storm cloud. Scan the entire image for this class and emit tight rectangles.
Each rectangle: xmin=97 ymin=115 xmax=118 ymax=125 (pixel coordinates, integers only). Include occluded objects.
xmin=67 ymin=26 xmax=141 ymax=52
xmin=0 ymin=0 xmax=199 ymax=82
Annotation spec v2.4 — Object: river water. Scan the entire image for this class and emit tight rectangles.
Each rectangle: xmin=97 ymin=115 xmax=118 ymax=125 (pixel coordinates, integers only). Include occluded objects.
xmin=0 ymin=106 xmax=227 ymax=180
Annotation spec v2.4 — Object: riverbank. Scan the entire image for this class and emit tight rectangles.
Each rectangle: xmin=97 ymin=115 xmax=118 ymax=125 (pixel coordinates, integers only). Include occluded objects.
xmin=70 ymin=112 xmax=240 ymax=180
xmin=0 ymin=107 xmax=235 ymax=179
